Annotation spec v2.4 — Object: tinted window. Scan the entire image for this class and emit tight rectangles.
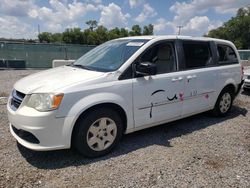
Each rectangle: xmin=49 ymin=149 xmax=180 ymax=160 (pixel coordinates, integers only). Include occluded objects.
xmin=217 ymin=44 xmax=238 ymax=64
xmin=140 ymin=42 xmax=175 ymax=74
xmin=183 ymin=42 xmax=212 ymax=69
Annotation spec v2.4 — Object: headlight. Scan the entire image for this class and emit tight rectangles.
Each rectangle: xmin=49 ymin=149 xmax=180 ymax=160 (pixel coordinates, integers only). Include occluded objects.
xmin=26 ymin=93 xmax=64 ymax=111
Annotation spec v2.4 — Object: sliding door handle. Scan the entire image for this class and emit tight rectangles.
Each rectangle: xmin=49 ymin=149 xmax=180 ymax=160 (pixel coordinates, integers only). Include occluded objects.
xmin=172 ymin=77 xmax=183 ymax=82
xmin=187 ymin=75 xmax=197 ymax=79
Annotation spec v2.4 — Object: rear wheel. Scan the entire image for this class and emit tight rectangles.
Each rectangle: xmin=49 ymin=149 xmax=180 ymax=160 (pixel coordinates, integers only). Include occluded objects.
xmin=73 ymin=108 xmax=123 ymax=157
xmin=212 ymin=88 xmax=234 ymax=117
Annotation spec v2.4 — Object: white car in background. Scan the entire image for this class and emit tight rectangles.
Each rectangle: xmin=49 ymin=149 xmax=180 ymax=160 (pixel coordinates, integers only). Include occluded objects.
xmin=243 ymin=68 xmax=250 ymax=90
xmin=7 ymin=36 xmax=243 ymax=157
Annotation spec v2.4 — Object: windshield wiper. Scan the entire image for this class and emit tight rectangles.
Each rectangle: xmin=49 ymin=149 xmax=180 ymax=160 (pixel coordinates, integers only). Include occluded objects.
xmin=70 ymin=64 xmax=95 ymax=71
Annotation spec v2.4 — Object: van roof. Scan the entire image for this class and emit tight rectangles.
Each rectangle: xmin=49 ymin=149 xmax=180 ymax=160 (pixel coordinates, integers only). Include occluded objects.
xmin=119 ymin=35 xmax=231 ymax=44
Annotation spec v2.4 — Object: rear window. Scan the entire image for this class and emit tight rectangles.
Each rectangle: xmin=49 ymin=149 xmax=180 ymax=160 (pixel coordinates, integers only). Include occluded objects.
xmin=217 ymin=44 xmax=238 ymax=65
xmin=183 ymin=42 xmax=212 ymax=69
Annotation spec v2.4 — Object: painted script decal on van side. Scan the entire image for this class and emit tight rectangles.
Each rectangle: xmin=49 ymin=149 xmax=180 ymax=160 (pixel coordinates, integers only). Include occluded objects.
xmin=144 ymin=90 xmax=214 ymax=118
xmin=149 ymin=90 xmax=179 ymax=118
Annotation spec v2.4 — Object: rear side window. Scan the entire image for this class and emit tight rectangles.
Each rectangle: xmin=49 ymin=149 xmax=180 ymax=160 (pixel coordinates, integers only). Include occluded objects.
xmin=183 ymin=42 xmax=212 ymax=69
xmin=217 ymin=44 xmax=238 ymax=64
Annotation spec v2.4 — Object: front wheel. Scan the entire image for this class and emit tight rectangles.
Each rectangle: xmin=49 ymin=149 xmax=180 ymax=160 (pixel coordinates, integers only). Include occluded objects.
xmin=212 ymin=88 xmax=234 ymax=117
xmin=73 ymin=108 xmax=123 ymax=157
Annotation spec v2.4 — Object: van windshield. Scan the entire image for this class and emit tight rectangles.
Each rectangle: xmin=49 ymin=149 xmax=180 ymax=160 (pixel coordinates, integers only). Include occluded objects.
xmin=73 ymin=39 xmax=149 ymax=72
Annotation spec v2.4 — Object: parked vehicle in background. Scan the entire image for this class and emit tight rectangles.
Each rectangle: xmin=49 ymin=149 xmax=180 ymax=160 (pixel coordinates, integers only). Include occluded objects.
xmin=238 ymin=49 xmax=250 ymax=61
xmin=243 ymin=68 xmax=250 ymax=90
xmin=7 ymin=36 xmax=243 ymax=157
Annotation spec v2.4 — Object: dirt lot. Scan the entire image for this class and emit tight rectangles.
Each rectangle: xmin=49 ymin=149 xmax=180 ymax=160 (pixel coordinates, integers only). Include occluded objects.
xmin=0 ymin=70 xmax=249 ymax=187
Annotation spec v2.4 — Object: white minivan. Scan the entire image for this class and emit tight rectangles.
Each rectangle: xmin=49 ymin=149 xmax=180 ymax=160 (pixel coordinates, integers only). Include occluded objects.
xmin=7 ymin=36 xmax=243 ymax=157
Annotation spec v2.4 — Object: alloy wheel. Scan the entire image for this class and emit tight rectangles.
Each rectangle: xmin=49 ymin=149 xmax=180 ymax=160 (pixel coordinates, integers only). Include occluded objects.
xmin=86 ymin=117 xmax=117 ymax=151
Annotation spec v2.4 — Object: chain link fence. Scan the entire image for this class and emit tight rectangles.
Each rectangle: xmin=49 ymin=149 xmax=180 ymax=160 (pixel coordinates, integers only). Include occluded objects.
xmin=0 ymin=41 xmax=95 ymax=68
xmin=238 ymin=50 xmax=250 ymax=61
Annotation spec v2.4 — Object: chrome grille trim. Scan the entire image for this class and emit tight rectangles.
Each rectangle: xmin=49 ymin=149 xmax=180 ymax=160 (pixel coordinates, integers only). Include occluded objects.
xmin=10 ymin=90 xmax=25 ymax=111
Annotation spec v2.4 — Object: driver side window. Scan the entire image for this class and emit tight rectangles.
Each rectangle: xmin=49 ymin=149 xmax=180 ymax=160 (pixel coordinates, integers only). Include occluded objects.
xmin=140 ymin=42 xmax=175 ymax=74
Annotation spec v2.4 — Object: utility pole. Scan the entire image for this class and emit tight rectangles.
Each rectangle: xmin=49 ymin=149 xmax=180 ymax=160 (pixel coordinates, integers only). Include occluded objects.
xmin=177 ymin=25 xmax=183 ymax=35
xmin=38 ymin=24 xmax=40 ymax=35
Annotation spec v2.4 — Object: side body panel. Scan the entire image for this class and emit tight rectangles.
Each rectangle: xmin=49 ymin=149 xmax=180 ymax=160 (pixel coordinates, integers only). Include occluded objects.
xmin=132 ymin=72 xmax=184 ymax=128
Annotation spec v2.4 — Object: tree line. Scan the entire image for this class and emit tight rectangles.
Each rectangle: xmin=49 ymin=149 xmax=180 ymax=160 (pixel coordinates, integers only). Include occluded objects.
xmin=206 ymin=7 xmax=250 ymax=49
xmin=38 ymin=20 xmax=153 ymax=45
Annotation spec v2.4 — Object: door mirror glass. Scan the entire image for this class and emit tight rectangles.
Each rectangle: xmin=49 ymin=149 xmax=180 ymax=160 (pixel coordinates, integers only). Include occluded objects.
xmin=135 ymin=62 xmax=157 ymax=76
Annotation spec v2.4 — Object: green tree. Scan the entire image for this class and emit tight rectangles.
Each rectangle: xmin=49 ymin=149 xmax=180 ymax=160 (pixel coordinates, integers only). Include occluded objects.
xmin=130 ymin=25 xmax=142 ymax=36
xmin=62 ymin=28 xmax=85 ymax=44
xmin=206 ymin=6 xmax=250 ymax=49
xmin=70 ymin=28 xmax=84 ymax=44
xmin=86 ymin=20 xmax=98 ymax=31
xmin=87 ymin=31 xmax=99 ymax=45
xmin=50 ymin=33 xmax=63 ymax=43
xmin=37 ymin=22 xmax=154 ymax=45
xmin=62 ymin=28 xmax=71 ymax=43
xmin=108 ymin=27 xmax=121 ymax=40
xmin=143 ymin=24 xmax=154 ymax=35
xmin=38 ymin=32 xmax=52 ymax=43
xmin=120 ymin=28 xmax=129 ymax=37
xmin=95 ymin=26 xmax=108 ymax=44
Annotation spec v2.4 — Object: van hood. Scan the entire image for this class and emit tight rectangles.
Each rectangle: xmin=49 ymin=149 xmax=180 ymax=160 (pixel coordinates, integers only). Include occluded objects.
xmin=14 ymin=66 xmax=106 ymax=94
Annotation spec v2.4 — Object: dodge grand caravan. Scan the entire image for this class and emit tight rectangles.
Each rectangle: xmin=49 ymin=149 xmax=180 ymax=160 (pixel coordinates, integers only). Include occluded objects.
xmin=7 ymin=36 xmax=243 ymax=157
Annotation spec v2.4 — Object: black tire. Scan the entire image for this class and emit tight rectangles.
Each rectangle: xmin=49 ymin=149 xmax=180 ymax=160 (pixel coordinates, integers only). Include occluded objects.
xmin=72 ymin=107 xmax=123 ymax=157
xmin=212 ymin=88 xmax=234 ymax=117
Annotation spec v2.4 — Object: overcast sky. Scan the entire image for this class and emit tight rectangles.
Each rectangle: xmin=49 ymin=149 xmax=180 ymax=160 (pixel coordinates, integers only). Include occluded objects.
xmin=0 ymin=0 xmax=249 ymax=39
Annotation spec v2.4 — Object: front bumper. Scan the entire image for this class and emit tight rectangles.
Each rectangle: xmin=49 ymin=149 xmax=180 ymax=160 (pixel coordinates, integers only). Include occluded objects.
xmin=7 ymin=101 xmax=73 ymax=151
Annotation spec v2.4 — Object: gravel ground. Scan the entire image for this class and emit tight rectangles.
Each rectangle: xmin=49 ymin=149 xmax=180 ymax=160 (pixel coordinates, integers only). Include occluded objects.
xmin=0 ymin=70 xmax=249 ymax=188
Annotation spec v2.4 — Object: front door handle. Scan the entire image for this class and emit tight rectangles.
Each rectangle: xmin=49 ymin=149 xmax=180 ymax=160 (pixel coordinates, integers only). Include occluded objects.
xmin=172 ymin=77 xmax=183 ymax=82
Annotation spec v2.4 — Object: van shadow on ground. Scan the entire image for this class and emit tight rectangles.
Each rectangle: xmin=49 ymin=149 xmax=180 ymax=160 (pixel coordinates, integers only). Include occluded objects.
xmin=18 ymin=105 xmax=248 ymax=170
xmin=241 ymin=89 xmax=250 ymax=96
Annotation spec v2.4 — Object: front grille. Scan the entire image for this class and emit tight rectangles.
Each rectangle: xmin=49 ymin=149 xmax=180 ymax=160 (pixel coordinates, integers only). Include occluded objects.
xmin=12 ymin=125 xmax=40 ymax=144
xmin=10 ymin=89 xmax=25 ymax=111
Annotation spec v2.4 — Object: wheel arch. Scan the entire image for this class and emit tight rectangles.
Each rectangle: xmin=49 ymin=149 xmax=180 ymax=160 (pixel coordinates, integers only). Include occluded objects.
xmin=70 ymin=102 xmax=128 ymax=147
xmin=212 ymin=81 xmax=237 ymax=109
xmin=220 ymin=82 xmax=237 ymax=94
xmin=223 ymin=79 xmax=237 ymax=94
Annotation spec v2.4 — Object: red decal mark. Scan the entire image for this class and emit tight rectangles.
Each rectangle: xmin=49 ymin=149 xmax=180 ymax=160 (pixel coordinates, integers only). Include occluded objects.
xmin=205 ymin=94 xmax=209 ymax=99
xmin=179 ymin=92 xmax=184 ymax=101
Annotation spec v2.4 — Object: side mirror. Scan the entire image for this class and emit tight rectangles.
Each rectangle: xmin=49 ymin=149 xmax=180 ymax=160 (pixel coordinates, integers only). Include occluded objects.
xmin=135 ymin=62 xmax=157 ymax=76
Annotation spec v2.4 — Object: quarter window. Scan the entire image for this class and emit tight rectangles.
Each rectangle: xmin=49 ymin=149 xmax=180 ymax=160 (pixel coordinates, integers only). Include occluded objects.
xmin=182 ymin=42 xmax=212 ymax=69
xmin=217 ymin=44 xmax=238 ymax=64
